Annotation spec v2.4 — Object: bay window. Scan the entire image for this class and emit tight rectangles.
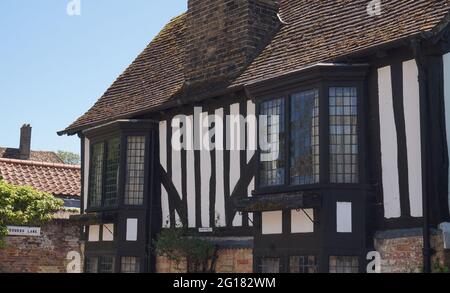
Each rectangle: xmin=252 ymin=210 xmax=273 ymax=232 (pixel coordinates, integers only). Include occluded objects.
xmin=88 ymin=137 xmax=120 ymax=208
xmin=89 ymin=143 xmax=104 ymax=207
xmin=290 ymin=89 xmax=320 ymax=185
xmin=124 ymin=136 xmax=146 ymax=205
xmin=257 ymin=83 xmax=361 ymax=189
xmin=86 ymin=121 xmax=153 ymax=210
xmin=104 ymin=137 xmax=120 ymax=206
xmin=329 ymin=87 xmax=358 ymax=183
xmin=259 ymin=98 xmax=286 ymax=187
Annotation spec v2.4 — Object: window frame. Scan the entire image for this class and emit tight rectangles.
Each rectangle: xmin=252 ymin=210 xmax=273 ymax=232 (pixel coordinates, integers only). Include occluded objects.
xmin=87 ymin=133 xmax=121 ymax=210
xmin=289 ymin=255 xmax=319 ymax=273
xmin=84 ymin=122 xmax=154 ymax=213
xmin=255 ymin=78 xmax=366 ymax=194
xmin=84 ymin=255 xmax=117 ymax=273
xmin=328 ymin=255 xmax=360 ymax=273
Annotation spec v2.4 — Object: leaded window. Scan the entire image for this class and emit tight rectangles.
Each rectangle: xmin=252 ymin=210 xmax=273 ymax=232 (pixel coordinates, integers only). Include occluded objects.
xmin=124 ymin=136 xmax=146 ymax=205
xmin=260 ymin=258 xmax=280 ymax=273
xmin=289 ymin=256 xmax=318 ymax=273
xmin=85 ymin=256 xmax=115 ymax=273
xmin=104 ymin=138 xmax=120 ymax=207
xmin=329 ymin=256 xmax=359 ymax=273
xmin=85 ymin=257 xmax=98 ymax=273
xmin=329 ymin=87 xmax=359 ymax=183
xmin=89 ymin=143 xmax=104 ymax=207
xmin=259 ymin=99 xmax=285 ymax=187
xmin=99 ymin=256 xmax=115 ymax=273
xmin=258 ymin=83 xmax=361 ymax=189
xmin=121 ymin=257 xmax=140 ymax=273
xmin=290 ymin=89 xmax=320 ymax=185
xmin=88 ymin=137 xmax=120 ymax=209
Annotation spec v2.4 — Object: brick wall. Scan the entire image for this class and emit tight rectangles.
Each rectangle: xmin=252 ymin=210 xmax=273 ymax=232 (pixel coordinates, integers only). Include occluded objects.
xmin=185 ymin=0 xmax=280 ymax=82
xmin=0 ymin=220 xmax=82 ymax=273
xmin=156 ymin=248 xmax=253 ymax=273
xmin=374 ymin=229 xmax=449 ymax=273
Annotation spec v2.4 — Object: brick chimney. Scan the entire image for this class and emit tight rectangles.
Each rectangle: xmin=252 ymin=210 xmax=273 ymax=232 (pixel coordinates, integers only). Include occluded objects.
xmin=185 ymin=0 xmax=280 ymax=83
xmin=19 ymin=124 xmax=32 ymax=160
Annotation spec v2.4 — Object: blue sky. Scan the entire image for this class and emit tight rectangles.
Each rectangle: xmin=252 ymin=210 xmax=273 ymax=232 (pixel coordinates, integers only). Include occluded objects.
xmin=0 ymin=0 xmax=187 ymax=154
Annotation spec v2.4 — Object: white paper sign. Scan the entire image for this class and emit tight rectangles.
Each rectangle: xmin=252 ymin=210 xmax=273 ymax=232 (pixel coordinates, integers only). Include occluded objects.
xmin=7 ymin=226 xmax=41 ymax=237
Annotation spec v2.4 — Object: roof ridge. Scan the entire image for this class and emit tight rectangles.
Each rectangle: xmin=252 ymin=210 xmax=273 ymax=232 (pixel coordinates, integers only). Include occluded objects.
xmin=0 ymin=158 xmax=80 ymax=170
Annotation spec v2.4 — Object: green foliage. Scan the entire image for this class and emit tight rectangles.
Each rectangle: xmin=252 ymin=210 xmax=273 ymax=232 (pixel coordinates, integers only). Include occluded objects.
xmin=433 ymin=260 xmax=450 ymax=273
xmin=56 ymin=151 xmax=80 ymax=165
xmin=0 ymin=179 xmax=63 ymax=247
xmin=153 ymin=227 xmax=216 ymax=273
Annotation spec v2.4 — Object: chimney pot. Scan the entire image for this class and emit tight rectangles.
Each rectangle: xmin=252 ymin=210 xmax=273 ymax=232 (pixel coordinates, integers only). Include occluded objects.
xmin=19 ymin=124 xmax=32 ymax=160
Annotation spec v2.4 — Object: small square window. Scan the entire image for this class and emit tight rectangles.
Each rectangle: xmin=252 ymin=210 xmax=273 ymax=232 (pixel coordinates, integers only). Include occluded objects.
xmin=85 ymin=257 xmax=98 ymax=273
xmin=121 ymin=257 xmax=140 ymax=273
xmin=329 ymin=256 xmax=359 ymax=273
xmin=260 ymin=258 xmax=280 ymax=273
xmin=290 ymin=256 xmax=318 ymax=273
xmin=99 ymin=256 xmax=115 ymax=273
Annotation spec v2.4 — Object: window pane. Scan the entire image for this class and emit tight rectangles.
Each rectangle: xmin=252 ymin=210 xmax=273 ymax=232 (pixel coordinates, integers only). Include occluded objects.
xmin=290 ymin=255 xmax=318 ymax=273
xmin=259 ymin=98 xmax=285 ymax=187
xmin=121 ymin=257 xmax=140 ymax=273
xmin=89 ymin=143 xmax=104 ymax=207
xmin=290 ymin=89 xmax=319 ymax=185
xmin=99 ymin=256 xmax=115 ymax=273
xmin=260 ymin=258 xmax=280 ymax=273
xmin=124 ymin=136 xmax=146 ymax=205
xmin=104 ymin=138 xmax=120 ymax=207
xmin=85 ymin=257 xmax=98 ymax=273
xmin=329 ymin=256 xmax=359 ymax=273
xmin=329 ymin=87 xmax=359 ymax=183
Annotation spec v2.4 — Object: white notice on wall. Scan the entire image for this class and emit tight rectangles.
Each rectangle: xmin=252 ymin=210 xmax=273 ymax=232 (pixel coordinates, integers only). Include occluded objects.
xmin=7 ymin=226 xmax=41 ymax=237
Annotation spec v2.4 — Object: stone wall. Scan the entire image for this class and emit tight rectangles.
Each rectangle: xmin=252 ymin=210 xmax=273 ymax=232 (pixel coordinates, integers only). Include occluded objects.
xmin=0 ymin=220 xmax=82 ymax=273
xmin=156 ymin=248 xmax=253 ymax=273
xmin=374 ymin=229 xmax=450 ymax=273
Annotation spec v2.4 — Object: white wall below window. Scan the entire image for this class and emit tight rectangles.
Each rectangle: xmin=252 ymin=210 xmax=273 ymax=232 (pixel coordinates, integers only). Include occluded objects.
xmin=262 ymin=211 xmax=283 ymax=235
xmin=88 ymin=225 xmax=99 ymax=242
xmin=337 ymin=202 xmax=352 ymax=233
xmin=102 ymin=224 xmax=114 ymax=242
xmin=126 ymin=219 xmax=138 ymax=241
xmin=291 ymin=209 xmax=314 ymax=233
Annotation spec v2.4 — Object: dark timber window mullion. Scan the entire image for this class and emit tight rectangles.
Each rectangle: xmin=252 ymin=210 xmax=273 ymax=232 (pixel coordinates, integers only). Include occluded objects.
xmin=319 ymin=83 xmax=330 ymax=184
xmin=101 ymin=142 xmax=108 ymax=207
xmin=285 ymin=94 xmax=291 ymax=186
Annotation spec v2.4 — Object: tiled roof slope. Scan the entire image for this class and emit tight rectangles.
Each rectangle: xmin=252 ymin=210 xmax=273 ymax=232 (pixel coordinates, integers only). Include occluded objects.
xmin=63 ymin=0 xmax=450 ymax=134
xmin=235 ymin=0 xmax=450 ymax=85
xmin=0 ymin=158 xmax=81 ymax=197
xmin=65 ymin=14 xmax=187 ymax=134
xmin=0 ymin=147 xmax=63 ymax=164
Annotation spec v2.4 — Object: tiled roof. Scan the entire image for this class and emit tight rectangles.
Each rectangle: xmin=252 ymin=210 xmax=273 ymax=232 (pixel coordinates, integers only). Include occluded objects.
xmin=0 ymin=158 xmax=81 ymax=197
xmin=234 ymin=0 xmax=450 ymax=85
xmin=64 ymin=14 xmax=187 ymax=134
xmin=0 ymin=147 xmax=64 ymax=164
xmin=63 ymin=0 xmax=450 ymax=134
